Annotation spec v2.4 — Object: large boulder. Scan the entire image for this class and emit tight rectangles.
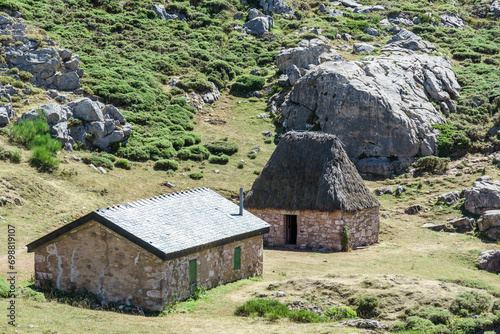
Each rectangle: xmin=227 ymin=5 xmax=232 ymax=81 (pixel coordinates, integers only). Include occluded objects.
xmin=244 ymin=16 xmax=274 ymax=35
xmin=0 ymin=104 xmax=14 ymax=126
xmin=492 ymin=0 xmax=500 ymax=18
xmin=477 ymin=250 xmax=500 ymax=273
xmin=276 ymin=38 xmax=342 ymax=75
xmin=477 ymin=210 xmax=500 ymax=231
xmin=353 ymin=43 xmax=374 ymax=54
xmin=438 ymin=192 xmax=460 ymax=205
xmin=354 ymin=5 xmax=385 ymax=14
xmin=279 ymin=52 xmax=458 ymax=167
xmin=68 ymin=98 xmax=104 ymax=122
xmin=183 ymin=82 xmax=220 ymax=110
xmin=464 ymin=177 xmax=500 ymax=214
xmin=382 ymin=29 xmax=436 ymax=54
xmin=248 ymin=8 xmax=266 ymax=20
xmin=439 ymin=14 xmax=465 ymax=29
xmin=341 ymin=0 xmax=362 ymax=8
xmin=259 ymin=0 xmax=294 ymax=15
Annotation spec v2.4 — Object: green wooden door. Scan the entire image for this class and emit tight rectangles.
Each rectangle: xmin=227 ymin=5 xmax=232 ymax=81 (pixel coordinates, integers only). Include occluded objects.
xmin=189 ymin=259 xmax=197 ymax=284
xmin=234 ymin=247 xmax=241 ymax=270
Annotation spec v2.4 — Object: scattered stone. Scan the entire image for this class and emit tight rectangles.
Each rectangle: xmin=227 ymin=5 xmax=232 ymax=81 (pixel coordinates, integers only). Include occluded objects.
xmin=318 ymin=4 xmax=327 ymax=13
xmin=374 ymin=186 xmax=394 ymax=196
xmin=259 ymin=0 xmax=294 ymax=15
xmin=477 ymin=250 xmax=500 ymax=273
xmin=251 ymin=146 xmax=261 ymax=153
xmin=97 ymin=167 xmax=107 ymax=174
xmin=151 ymin=4 xmax=185 ymax=20
xmin=341 ymin=33 xmax=352 ymax=41
xmin=405 ymin=205 xmax=422 ymax=215
xmin=89 ymin=164 xmax=98 ymax=171
xmin=162 ymin=181 xmax=176 ymax=188
xmin=244 ymin=16 xmax=274 ymax=35
xmin=395 ymin=185 xmax=405 ymax=196
xmin=354 ymin=5 xmax=385 ymax=14
xmin=339 ymin=319 xmax=383 ymax=329
xmin=485 ymin=227 xmax=500 ymax=241
xmin=0 ymin=104 xmax=14 ymax=126
xmin=364 ymin=27 xmax=380 ymax=36
xmin=262 ymin=131 xmax=273 ymax=137
xmin=491 ymin=0 xmax=500 ymax=18
xmin=328 ymin=9 xmax=343 ymax=17
xmin=439 ymin=13 xmax=465 ymax=29
xmin=340 ymin=0 xmax=362 ymax=8
xmin=464 ymin=177 xmax=500 ymax=214
xmin=383 ymin=29 xmax=436 ymax=53
xmin=388 ymin=13 xmax=414 ymax=27
xmin=477 ymin=210 xmax=500 ymax=231
xmin=248 ymin=8 xmax=265 ymax=20
xmin=448 ymin=216 xmax=475 ymax=233
xmin=182 ymin=82 xmax=220 ymax=110
xmin=353 ymin=43 xmax=375 ymax=54
xmin=257 ymin=293 xmax=268 ymax=298
xmin=422 ymin=222 xmax=455 ymax=232
xmin=438 ymin=192 xmax=460 ymax=205
xmin=276 ymin=291 xmax=286 ymax=297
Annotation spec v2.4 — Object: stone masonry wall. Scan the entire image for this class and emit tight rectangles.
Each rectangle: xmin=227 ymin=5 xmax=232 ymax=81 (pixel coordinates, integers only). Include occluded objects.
xmin=33 ymin=220 xmax=263 ymax=311
xmin=248 ymin=207 xmax=379 ymax=251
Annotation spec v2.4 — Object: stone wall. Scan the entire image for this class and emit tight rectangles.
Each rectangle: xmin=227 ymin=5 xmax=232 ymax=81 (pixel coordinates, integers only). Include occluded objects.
xmin=248 ymin=207 xmax=379 ymax=251
xmin=33 ymin=220 xmax=263 ymax=311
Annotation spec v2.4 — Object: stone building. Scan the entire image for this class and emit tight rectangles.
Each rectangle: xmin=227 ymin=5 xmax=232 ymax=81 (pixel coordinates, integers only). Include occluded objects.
xmin=27 ymin=188 xmax=269 ymax=311
xmin=244 ymin=131 xmax=380 ymax=251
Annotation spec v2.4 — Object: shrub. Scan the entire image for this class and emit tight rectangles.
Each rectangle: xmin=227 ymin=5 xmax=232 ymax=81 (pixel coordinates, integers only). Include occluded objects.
xmin=208 ymin=154 xmax=229 ymax=164
xmin=170 ymin=86 xmax=184 ymax=95
xmin=10 ymin=117 xmax=50 ymax=145
xmin=414 ymin=156 xmax=450 ymax=174
xmin=114 ymin=159 xmax=131 ymax=170
xmin=117 ymin=146 xmax=150 ymax=161
xmin=189 ymin=172 xmax=203 ymax=180
xmin=325 ymin=306 xmax=357 ymax=321
xmin=432 ymin=123 xmax=471 ymax=156
xmin=9 ymin=151 xmax=21 ymax=163
xmin=9 ymin=67 xmax=19 ymax=74
xmin=31 ymin=146 xmax=60 ymax=171
xmin=406 ymin=306 xmax=451 ymax=325
xmin=231 ymin=75 xmax=265 ymax=92
xmin=288 ymin=309 xmax=323 ymax=323
xmin=247 ymin=151 xmax=257 ymax=159
xmin=82 ymin=156 xmax=114 ymax=170
xmin=235 ymin=299 xmax=289 ymax=320
xmin=177 ymin=145 xmax=209 ymax=161
xmin=237 ymin=161 xmax=245 ymax=169
xmin=205 ymin=141 xmax=239 ymax=155
xmin=405 ymin=316 xmax=436 ymax=332
xmin=19 ymin=71 xmax=34 ymax=82
xmin=356 ymin=296 xmax=380 ymax=318
xmin=450 ymin=291 xmax=492 ymax=316
xmin=154 ymin=159 xmax=179 ymax=171
xmin=97 ymin=152 xmax=117 ymax=162
xmin=0 ymin=277 xmax=9 ymax=298
xmin=492 ymin=299 xmax=500 ymax=314
xmin=67 ymin=117 xmax=83 ymax=128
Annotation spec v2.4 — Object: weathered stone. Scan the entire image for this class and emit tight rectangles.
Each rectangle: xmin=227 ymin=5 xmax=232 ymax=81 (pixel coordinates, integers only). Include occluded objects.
xmin=374 ymin=186 xmax=393 ymax=197
xmin=364 ymin=27 xmax=380 ymax=36
xmin=405 ymin=205 xmax=422 ymax=215
xmin=395 ymin=185 xmax=405 ymax=196
xmin=438 ymin=192 xmax=460 ymax=205
xmin=0 ymin=15 xmax=14 ymax=25
xmin=340 ymin=0 xmax=362 ymax=8
xmin=103 ymin=104 xmax=126 ymax=124
xmin=464 ymin=177 xmax=500 ymax=214
xmin=50 ymin=122 xmax=70 ymax=144
xmin=248 ymin=8 xmax=265 ymax=20
xmin=485 ymin=227 xmax=500 ymax=240
xmin=151 ymin=4 xmax=183 ymax=20
xmin=276 ymin=38 xmax=342 ymax=73
xmin=94 ymin=130 xmax=125 ymax=150
xmin=259 ymin=0 xmax=294 ymax=14
xmin=0 ymin=103 xmax=14 ymax=126
xmin=328 ymin=9 xmax=343 ymax=17
xmin=477 ymin=250 xmax=500 ymax=273
xmin=439 ymin=13 xmax=465 ymax=29
xmin=492 ymin=0 xmax=500 ymax=18
xmin=339 ymin=319 xmax=383 ymax=329
xmin=318 ymin=4 xmax=327 ymax=12
xmin=53 ymin=72 xmax=80 ymax=91
xmin=58 ymin=49 xmax=72 ymax=62
xmin=353 ymin=43 xmax=374 ymax=54
xmin=354 ymin=5 xmax=385 ymax=14
xmin=286 ymin=65 xmax=301 ymax=85
xmin=422 ymin=222 xmax=455 ymax=232
xmin=68 ymin=98 xmax=104 ymax=122
xmin=383 ymin=29 xmax=436 ymax=53
xmin=477 ymin=210 xmax=500 ymax=231
xmin=388 ymin=13 xmax=414 ymax=27
xmin=38 ymin=103 xmax=68 ymax=124
xmin=244 ymin=16 xmax=274 ymax=35
xmin=357 ymin=158 xmax=393 ymax=177
xmin=447 ymin=216 xmax=475 ymax=233
xmin=182 ymin=82 xmax=220 ymax=110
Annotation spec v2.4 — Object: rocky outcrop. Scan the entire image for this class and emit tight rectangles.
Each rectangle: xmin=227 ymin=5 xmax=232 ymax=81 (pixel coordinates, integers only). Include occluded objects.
xmin=259 ymin=0 xmax=294 ymax=15
xmin=17 ymin=98 xmax=132 ymax=151
xmin=492 ymin=0 xmax=500 ymax=18
xmin=276 ymin=38 xmax=342 ymax=85
xmin=0 ymin=13 xmax=83 ymax=91
xmin=244 ymin=14 xmax=274 ymax=35
xmin=278 ymin=50 xmax=459 ymax=176
xmin=447 ymin=216 xmax=475 ymax=233
xmin=464 ymin=176 xmax=500 ymax=214
xmin=388 ymin=13 xmax=414 ymax=27
xmin=151 ymin=4 xmax=185 ymax=20
xmin=183 ymin=82 xmax=220 ymax=111
xmin=354 ymin=5 xmax=385 ymax=14
xmin=0 ymin=104 xmax=14 ymax=126
xmin=477 ymin=250 xmax=500 ymax=273
xmin=439 ymin=14 xmax=465 ymax=28
xmin=477 ymin=209 xmax=500 ymax=231
xmin=382 ymin=29 xmax=436 ymax=54
xmin=438 ymin=192 xmax=460 ymax=205
xmin=353 ymin=43 xmax=374 ymax=54
xmin=340 ymin=0 xmax=362 ymax=8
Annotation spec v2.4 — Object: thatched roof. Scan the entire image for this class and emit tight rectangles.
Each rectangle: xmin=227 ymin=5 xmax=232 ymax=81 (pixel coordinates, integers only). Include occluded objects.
xmin=244 ymin=131 xmax=379 ymax=212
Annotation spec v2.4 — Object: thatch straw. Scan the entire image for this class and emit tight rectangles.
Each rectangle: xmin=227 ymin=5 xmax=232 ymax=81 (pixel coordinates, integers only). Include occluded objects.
xmin=244 ymin=131 xmax=379 ymax=212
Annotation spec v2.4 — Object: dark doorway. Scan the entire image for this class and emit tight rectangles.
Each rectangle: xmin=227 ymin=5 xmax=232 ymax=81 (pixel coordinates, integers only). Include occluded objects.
xmin=285 ymin=215 xmax=297 ymax=244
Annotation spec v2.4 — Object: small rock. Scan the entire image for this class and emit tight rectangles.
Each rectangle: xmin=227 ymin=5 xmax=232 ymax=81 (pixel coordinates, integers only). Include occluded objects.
xmin=477 ymin=250 xmax=500 ymax=273
xmin=447 ymin=216 xmax=475 ymax=233
xmin=395 ymin=185 xmax=405 ymax=196
xmin=262 ymin=131 xmax=273 ymax=137
xmin=438 ymin=191 xmax=460 ymax=205
xmin=162 ymin=181 xmax=176 ymax=188
xmin=353 ymin=43 xmax=375 ymax=54
xmin=97 ymin=167 xmax=106 ymax=174
xmin=276 ymin=291 xmax=286 ymax=297
xmin=374 ymin=186 xmax=393 ymax=196
xmin=257 ymin=293 xmax=268 ymax=298
xmin=405 ymin=205 xmax=422 ymax=215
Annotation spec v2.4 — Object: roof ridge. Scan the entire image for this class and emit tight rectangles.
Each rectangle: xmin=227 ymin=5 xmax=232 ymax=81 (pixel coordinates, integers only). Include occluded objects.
xmin=97 ymin=187 xmax=212 ymax=214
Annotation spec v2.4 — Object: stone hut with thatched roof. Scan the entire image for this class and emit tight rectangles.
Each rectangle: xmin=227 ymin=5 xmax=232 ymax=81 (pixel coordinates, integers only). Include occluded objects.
xmin=244 ymin=131 xmax=380 ymax=251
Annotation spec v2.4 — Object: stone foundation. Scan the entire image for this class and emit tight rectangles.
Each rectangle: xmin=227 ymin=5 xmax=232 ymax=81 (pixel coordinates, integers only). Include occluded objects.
xmin=33 ymin=220 xmax=263 ymax=311
xmin=248 ymin=207 xmax=379 ymax=251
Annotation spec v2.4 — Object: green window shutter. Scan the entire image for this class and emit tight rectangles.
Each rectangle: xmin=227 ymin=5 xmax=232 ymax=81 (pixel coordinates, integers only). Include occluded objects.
xmin=189 ymin=259 xmax=197 ymax=284
xmin=234 ymin=247 xmax=241 ymax=270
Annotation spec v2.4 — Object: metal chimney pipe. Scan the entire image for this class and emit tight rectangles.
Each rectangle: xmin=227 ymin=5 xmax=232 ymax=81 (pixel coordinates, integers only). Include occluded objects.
xmin=239 ymin=188 xmax=244 ymax=216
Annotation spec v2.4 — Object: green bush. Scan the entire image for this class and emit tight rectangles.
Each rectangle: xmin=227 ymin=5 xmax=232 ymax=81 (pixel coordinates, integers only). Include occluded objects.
xmin=0 ymin=277 xmax=10 ymax=298
xmin=432 ymin=123 xmax=471 ymax=156
xmin=406 ymin=306 xmax=451 ymax=325
xmin=19 ymin=71 xmax=34 ymax=82
xmin=234 ymin=299 xmax=289 ymax=320
xmin=177 ymin=145 xmax=209 ymax=161
xmin=231 ymin=75 xmax=265 ymax=92
xmin=9 ymin=151 xmax=21 ymax=163
xmin=450 ymin=291 xmax=492 ymax=316
xmin=154 ymin=159 xmax=179 ymax=171
xmin=324 ymin=306 xmax=357 ymax=321
xmin=356 ymin=296 xmax=380 ymax=318
xmin=288 ymin=309 xmax=323 ymax=323
xmin=492 ymin=299 xmax=500 ymax=314
xmin=10 ymin=117 xmax=50 ymax=146
xmin=117 ymin=146 xmax=150 ymax=161
xmin=405 ymin=316 xmax=436 ymax=332
xmin=247 ymin=151 xmax=257 ymax=159
xmin=205 ymin=141 xmax=239 ymax=155
xmin=96 ymin=152 xmax=117 ymax=162
xmin=414 ymin=156 xmax=451 ymax=174
xmin=208 ymin=154 xmax=229 ymax=164
xmin=30 ymin=146 xmax=60 ymax=171
xmin=189 ymin=172 xmax=203 ymax=180
xmin=82 ymin=156 xmax=114 ymax=170
xmin=114 ymin=159 xmax=131 ymax=170
xmin=9 ymin=67 xmax=19 ymax=74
